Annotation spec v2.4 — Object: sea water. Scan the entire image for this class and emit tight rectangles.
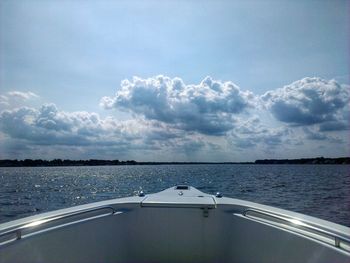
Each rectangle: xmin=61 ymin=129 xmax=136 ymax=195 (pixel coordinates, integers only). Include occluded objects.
xmin=0 ymin=164 xmax=349 ymax=226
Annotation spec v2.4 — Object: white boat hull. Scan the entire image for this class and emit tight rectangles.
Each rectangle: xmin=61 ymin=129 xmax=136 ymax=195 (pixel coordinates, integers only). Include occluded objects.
xmin=0 ymin=185 xmax=349 ymax=262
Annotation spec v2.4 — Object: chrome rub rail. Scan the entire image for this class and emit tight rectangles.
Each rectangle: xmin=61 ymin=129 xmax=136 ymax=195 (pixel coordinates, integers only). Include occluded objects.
xmin=0 ymin=206 xmax=119 ymax=245
xmin=241 ymin=209 xmax=350 ymax=252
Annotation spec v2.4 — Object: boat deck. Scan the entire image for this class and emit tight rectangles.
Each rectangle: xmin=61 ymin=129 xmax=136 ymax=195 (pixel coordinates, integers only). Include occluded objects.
xmin=0 ymin=185 xmax=349 ymax=263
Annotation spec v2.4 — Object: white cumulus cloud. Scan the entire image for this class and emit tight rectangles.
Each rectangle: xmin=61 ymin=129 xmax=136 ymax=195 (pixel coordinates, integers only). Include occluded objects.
xmin=7 ymin=91 xmax=39 ymax=100
xmin=0 ymin=91 xmax=40 ymax=111
xmin=0 ymin=104 xmax=132 ymax=147
xmin=0 ymin=76 xmax=349 ymax=160
xmin=101 ymin=75 xmax=255 ymax=135
xmin=261 ymin=77 xmax=349 ymax=129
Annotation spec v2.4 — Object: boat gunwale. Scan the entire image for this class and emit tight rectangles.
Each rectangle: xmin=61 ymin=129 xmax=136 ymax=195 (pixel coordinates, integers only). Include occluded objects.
xmin=0 ymin=185 xmax=349 ymax=253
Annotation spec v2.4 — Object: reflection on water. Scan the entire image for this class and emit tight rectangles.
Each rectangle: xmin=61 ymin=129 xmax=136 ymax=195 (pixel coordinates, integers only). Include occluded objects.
xmin=0 ymin=164 xmax=349 ymax=226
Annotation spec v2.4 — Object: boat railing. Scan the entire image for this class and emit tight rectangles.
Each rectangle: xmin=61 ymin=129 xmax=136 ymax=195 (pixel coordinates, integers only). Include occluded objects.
xmin=242 ymin=208 xmax=350 ymax=252
xmin=0 ymin=206 xmax=119 ymax=246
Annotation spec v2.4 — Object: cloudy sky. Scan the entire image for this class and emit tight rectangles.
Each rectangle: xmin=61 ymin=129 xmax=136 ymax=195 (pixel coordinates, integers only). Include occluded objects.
xmin=0 ymin=0 xmax=349 ymax=161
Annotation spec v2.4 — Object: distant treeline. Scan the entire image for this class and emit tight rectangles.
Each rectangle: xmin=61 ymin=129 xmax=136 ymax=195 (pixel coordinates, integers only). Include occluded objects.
xmin=0 ymin=159 xmax=136 ymax=167
xmin=0 ymin=159 xmax=249 ymax=167
xmin=254 ymin=157 xmax=350 ymax=165
xmin=0 ymin=157 xmax=349 ymax=167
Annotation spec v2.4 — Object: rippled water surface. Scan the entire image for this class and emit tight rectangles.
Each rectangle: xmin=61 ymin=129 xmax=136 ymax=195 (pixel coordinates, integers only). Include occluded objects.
xmin=0 ymin=164 xmax=349 ymax=226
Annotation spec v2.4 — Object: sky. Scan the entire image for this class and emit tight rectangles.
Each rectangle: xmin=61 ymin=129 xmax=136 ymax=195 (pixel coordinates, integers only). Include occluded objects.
xmin=0 ymin=0 xmax=349 ymax=161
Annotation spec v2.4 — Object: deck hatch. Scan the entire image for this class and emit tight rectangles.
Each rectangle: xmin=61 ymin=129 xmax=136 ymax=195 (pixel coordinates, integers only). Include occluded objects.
xmin=141 ymin=195 xmax=216 ymax=208
xmin=175 ymin=185 xmax=190 ymax=190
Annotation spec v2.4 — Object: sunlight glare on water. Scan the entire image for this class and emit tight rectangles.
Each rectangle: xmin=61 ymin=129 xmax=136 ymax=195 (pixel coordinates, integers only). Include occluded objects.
xmin=0 ymin=164 xmax=349 ymax=227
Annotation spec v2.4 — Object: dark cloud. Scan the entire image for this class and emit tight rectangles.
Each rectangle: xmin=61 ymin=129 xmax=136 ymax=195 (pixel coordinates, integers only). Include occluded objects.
xmin=167 ymin=138 xmax=207 ymax=155
xmin=303 ymin=128 xmax=343 ymax=143
xmin=0 ymin=104 xmax=210 ymax=158
xmin=233 ymin=139 xmax=256 ymax=149
xmin=101 ymin=76 xmax=255 ymax=135
xmin=318 ymin=121 xmax=349 ymax=132
xmin=261 ymin=77 xmax=349 ymax=126
xmin=230 ymin=117 xmax=292 ymax=149
xmin=303 ymin=128 xmax=327 ymax=141
xmin=179 ymin=140 xmax=206 ymax=154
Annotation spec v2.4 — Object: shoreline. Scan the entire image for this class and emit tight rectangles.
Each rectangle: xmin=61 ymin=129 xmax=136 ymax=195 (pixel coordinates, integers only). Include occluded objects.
xmin=0 ymin=157 xmax=349 ymax=167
